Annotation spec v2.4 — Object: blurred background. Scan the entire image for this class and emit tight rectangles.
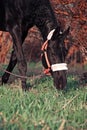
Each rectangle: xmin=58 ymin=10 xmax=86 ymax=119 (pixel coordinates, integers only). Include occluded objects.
xmin=0 ymin=0 xmax=87 ymax=80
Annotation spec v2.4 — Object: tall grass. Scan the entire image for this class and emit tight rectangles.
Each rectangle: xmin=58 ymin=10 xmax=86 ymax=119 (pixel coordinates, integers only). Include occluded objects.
xmin=0 ymin=75 xmax=87 ymax=130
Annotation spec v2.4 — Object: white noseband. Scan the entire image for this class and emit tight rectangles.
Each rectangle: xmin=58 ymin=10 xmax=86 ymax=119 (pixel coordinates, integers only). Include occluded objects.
xmin=51 ymin=63 xmax=68 ymax=72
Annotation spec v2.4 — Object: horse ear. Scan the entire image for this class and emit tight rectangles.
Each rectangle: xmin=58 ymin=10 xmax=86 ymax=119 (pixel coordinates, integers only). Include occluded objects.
xmin=51 ymin=26 xmax=61 ymax=40
xmin=51 ymin=26 xmax=70 ymax=41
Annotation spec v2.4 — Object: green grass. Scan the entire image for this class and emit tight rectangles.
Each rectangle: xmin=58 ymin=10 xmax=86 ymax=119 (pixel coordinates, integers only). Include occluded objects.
xmin=0 ymin=75 xmax=87 ymax=130
xmin=0 ymin=62 xmax=87 ymax=129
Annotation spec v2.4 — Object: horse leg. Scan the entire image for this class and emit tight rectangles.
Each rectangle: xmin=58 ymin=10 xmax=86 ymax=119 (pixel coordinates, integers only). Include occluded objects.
xmin=3 ymin=25 xmax=27 ymax=90
xmin=2 ymin=49 xmax=17 ymax=84
xmin=12 ymin=27 xmax=27 ymax=90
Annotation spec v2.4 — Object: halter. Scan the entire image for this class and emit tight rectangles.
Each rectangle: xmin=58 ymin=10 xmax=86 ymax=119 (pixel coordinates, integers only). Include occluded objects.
xmin=41 ymin=29 xmax=68 ymax=75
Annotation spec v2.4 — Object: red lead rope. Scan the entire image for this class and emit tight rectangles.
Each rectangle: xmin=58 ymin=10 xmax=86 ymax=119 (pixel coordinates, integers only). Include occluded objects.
xmin=41 ymin=40 xmax=51 ymax=75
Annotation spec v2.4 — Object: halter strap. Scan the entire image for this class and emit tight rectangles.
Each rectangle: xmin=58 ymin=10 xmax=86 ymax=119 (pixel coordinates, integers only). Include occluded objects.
xmin=47 ymin=29 xmax=55 ymax=40
xmin=41 ymin=29 xmax=68 ymax=75
xmin=41 ymin=40 xmax=51 ymax=75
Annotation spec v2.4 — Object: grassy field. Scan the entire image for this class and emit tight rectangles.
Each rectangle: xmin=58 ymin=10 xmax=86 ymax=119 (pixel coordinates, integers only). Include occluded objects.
xmin=0 ymin=63 xmax=87 ymax=130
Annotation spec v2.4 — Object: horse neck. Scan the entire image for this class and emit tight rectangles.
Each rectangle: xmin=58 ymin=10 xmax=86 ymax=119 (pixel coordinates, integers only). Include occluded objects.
xmin=35 ymin=7 xmax=60 ymax=41
xmin=45 ymin=24 xmax=56 ymax=40
xmin=38 ymin=21 xmax=58 ymax=41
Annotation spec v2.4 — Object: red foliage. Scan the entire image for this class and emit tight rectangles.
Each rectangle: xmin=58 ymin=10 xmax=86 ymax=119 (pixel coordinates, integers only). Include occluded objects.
xmin=51 ymin=0 xmax=87 ymax=64
xmin=0 ymin=31 xmax=12 ymax=63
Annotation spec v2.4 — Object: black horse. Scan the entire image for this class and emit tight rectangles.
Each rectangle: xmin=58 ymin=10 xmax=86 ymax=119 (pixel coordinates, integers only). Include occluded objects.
xmin=0 ymin=0 xmax=69 ymax=90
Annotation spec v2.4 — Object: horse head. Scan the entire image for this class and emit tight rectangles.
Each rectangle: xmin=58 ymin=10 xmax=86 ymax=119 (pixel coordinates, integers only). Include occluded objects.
xmin=42 ymin=26 xmax=70 ymax=90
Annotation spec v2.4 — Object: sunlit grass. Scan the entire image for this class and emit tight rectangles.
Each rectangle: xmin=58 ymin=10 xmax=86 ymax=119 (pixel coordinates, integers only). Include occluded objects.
xmin=0 ymin=75 xmax=87 ymax=130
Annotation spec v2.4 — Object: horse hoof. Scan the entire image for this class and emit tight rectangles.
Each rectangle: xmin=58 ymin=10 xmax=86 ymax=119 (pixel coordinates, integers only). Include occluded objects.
xmin=2 ymin=73 xmax=10 ymax=84
xmin=2 ymin=77 xmax=8 ymax=84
